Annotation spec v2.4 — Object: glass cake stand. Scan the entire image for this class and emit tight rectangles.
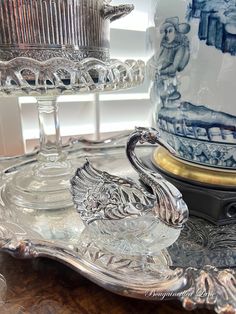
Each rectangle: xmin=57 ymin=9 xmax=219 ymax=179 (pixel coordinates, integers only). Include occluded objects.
xmin=0 ymin=57 xmax=144 ymax=211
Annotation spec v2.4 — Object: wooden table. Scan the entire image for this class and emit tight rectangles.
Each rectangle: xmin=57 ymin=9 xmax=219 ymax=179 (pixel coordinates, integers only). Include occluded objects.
xmin=0 ymin=253 xmax=215 ymax=314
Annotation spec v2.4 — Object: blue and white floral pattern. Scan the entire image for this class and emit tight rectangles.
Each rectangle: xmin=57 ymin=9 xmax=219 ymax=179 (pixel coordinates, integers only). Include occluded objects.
xmin=190 ymin=0 xmax=236 ymax=55
xmin=158 ymin=102 xmax=236 ymax=142
xmin=149 ymin=3 xmax=236 ymax=169
xmin=158 ymin=101 xmax=236 ymax=168
xmin=160 ymin=130 xmax=236 ymax=168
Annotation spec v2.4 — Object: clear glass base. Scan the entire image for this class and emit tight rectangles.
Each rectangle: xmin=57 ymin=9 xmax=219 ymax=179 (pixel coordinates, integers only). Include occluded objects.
xmin=0 ymin=57 xmax=145 ymax=212
xmin=3 ymin=160 xmax=74 ymax=210
xmin=88 ymin=215 xmax=181 ymax=257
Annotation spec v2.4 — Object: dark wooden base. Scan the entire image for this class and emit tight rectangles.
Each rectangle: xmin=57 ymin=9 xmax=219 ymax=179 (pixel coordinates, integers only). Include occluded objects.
xmin=143 ymin=156 xmax=236 ymax=226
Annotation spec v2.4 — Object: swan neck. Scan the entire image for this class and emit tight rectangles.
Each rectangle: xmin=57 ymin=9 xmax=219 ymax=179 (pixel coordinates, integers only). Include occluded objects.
xmin=126 ymin=132 xmax=150 ymax=179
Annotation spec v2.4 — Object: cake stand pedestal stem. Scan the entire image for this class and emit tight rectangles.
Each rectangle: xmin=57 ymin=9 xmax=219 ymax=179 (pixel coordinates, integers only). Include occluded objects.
xmin=94 ymin=93 xmax=101 ymax=141
xmin=37 ymin=97 xmax=66 ymax=163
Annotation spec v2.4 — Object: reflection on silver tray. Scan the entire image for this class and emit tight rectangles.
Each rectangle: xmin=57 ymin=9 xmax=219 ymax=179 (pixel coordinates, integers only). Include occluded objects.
xmin=0 ymin=144 xmax=235 ymax=314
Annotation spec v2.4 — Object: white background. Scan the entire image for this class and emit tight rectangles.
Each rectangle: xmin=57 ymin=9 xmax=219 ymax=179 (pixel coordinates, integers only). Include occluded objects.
xmin=0 ymin=0 xmax=153 ymax=156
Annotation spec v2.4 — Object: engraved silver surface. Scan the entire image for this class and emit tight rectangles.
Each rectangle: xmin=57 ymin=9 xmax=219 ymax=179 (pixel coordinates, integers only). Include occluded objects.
xmin=0 ymin=0 xmax=134 ymax=61
xmin=0 ymin=143 xmax=235 ymax=313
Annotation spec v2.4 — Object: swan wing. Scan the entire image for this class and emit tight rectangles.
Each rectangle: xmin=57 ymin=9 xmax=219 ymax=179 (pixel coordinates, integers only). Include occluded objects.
xmin=70 ymin=161 xmax=155 ymax=224
xmin=141 ymin=172 xmax=188 ymax=228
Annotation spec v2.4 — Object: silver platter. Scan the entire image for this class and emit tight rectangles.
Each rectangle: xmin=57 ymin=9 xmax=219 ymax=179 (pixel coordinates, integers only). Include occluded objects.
xmin=0 ymin=143 xmax=235 ymax=314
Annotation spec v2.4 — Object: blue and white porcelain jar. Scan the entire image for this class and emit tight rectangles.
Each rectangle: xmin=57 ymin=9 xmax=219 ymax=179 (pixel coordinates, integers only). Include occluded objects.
xmin=147 ymin=0 xmax=236 ymax=170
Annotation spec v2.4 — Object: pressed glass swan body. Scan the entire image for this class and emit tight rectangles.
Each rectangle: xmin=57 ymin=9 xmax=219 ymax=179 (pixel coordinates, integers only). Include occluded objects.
xmin=71 ymin=127 xmax=188 ymax=256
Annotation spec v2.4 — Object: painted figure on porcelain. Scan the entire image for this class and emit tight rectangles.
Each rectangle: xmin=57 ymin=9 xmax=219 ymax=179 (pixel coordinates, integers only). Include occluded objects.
xmin=147 ymin=17 xmax=191 ymax=107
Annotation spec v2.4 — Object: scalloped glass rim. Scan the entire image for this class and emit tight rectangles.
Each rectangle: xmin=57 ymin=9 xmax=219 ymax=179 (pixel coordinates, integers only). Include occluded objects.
xmin=0 ymin=57 xmax=145 ymax=96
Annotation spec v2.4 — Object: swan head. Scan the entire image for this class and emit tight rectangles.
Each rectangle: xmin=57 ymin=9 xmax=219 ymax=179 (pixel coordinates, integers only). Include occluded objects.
xmin=134 ymin=127 xmax=177 ymax=156
xmin=135 ymin=127 xmax=160 ymax=144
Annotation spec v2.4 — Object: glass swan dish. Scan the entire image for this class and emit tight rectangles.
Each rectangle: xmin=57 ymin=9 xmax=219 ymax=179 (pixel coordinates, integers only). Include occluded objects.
xmin=70 ymin=127 xmax=189 ymax=256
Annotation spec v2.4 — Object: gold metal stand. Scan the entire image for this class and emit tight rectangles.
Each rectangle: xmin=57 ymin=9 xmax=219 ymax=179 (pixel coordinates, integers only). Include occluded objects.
xmin=153 ymin=147 xmax=236 ymax=187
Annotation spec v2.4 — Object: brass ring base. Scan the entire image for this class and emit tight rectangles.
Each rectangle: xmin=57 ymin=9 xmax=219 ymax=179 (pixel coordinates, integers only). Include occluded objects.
xmin=153 ymin=148 xmax=236 ymax=188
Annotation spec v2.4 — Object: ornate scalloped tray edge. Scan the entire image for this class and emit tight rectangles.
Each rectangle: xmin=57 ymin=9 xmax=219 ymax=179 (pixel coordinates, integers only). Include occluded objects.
xmin=0 ymin=146 xmax=235 ymax=314
xmin=0 ymin=221 xmax=235 ymax=314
